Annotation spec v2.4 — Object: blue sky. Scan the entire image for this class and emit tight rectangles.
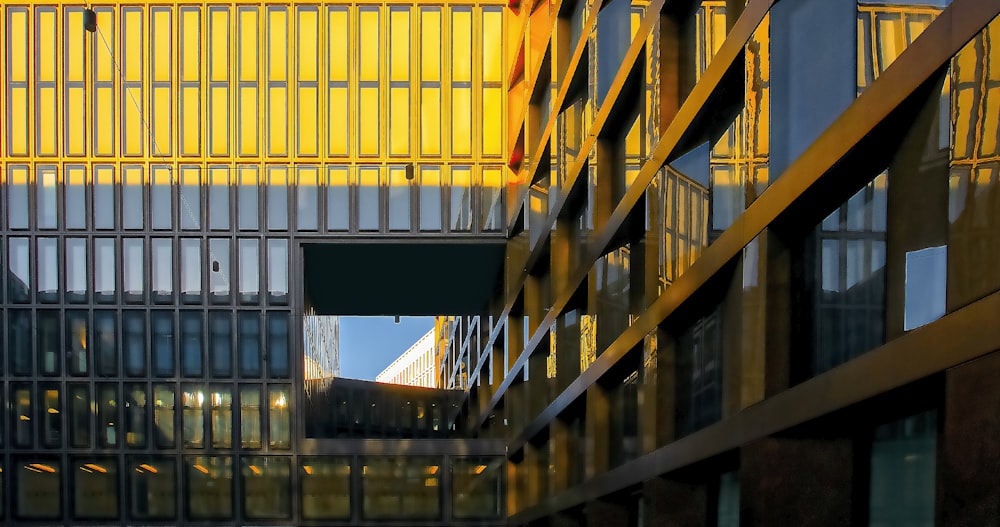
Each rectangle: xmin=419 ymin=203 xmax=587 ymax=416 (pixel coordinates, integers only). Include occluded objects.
xmin=338 ymin=316 xmax=436 ymax=380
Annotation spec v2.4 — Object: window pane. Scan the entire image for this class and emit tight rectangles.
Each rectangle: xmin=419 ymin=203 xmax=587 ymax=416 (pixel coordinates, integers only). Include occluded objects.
xmin=268 ymin=385 xmax=291 ymax=449
xmin=12 ymin=384 xmax=33 ymax=446
xmin=186 ymin=456 xmax=233 ymax=520
xmin=7 ymin=166 xmax=30 ymax=229
xmin=327 ymin=167 xmax=350 ymax=231
xmin=209 ymin=166 xmax=230 ymax=230
xmin=152 ymin=312 xmax=175 ymax=377
xmin=69 ymin=383 xmax=91 ymax=448
xmin=130 ymin=457 xmax=176 ymax=520
xmin=97 ymin=383 xmax=119 ymax=447
xmin=210 ymin=312 xmax=233 ymax=377
xmin=362 ymin=456 xmax=440 ymax=520
xmin=301 ymin=457 xmax=351 ymax=519
xmin=181 ymin=312 xmax=203 ymax=376
xmin=268 ymin=313 xmax=290 ymax=378
xmin=8 ymin=237 xmax=30 ymax=302
xmin=180 ymin=166 xmax=202 ymax=230
xmin=267 ymin=239 xmax=288 ymax=305
xmin=268 ymin=167 xmax=288 ymax=230
xmin=182 ymin=385 xmax=205 ymax=448
xmin=94 ymin=166 xmax=116 ymax=229
xmin=238 ymin=166 xmax=259 ymax=230
xmin=181 ymin=238 xmax=202 ymax=303
xmin=123 ymin=165 xmax=145 ymax=229
xmin=123 ymin=238 xmax=145 ymax=303
xmin=238 ymin=239 xmax=260 ymax=304
xmin=152 ymin=166 xmax=173 ymax=230
xmin=40 ymin=386 xmax=61 ymax=448
xmin=239 ymin=313 xmax=261 ymax=378
xmin=16 ymin=459 xmax=61 ymax=519
xmin=210 ymin=386 xmax=233 ymax=448
xmin=66 ymin=310 xmax=89 ymax=376
xmin=240 ymin=386 xmax=262 ymax=448
xmin=243 ymin=457 xmax=291 ymax=519
xmin=124 ymin=311 xmax=147 ymax=377
xmin=389 ymin=166 xmax=411 ymax=231
xmin=450 ymin=168 xmax=472 ymax=231
xmin=94 ymin=238 xmax=116 ymax=302
xmin=151 ymin=238 xmax=174 ymax=303
xmin=66 ymin=166 xmax=87 ymax=229
xmin=209 ymin=238 xmax=231 ymax=303
xmin=359 ymin=167 xmax=380 ymax=231
xmin=452 ymin=457 xmax=503 ymax=519
xmin=37 ymin=310 xmax=60 ymax=376
xmin=297 ymin=166 xmax=319 ymax=231
xmin=482 ymin=167 xmax=504 ymax=232
xmin=37 ymin=237 xmax=59 ymax=303
xmin=38 ymin=167 xmax=58 ymax=229
xmin=154 ymin=384 xmax=176 ymax=448
xmin=66 ymin=238 xmax=88 ymax=302
xmin=125 ymin=384 xmax=148 ymax=448
xmin=94 ymin=311 xmax=118 ymax=377
xmin=870 ymin=411 xmax=937 ymax=525
xmin=420 ymin=168 xmax=442 ymax=231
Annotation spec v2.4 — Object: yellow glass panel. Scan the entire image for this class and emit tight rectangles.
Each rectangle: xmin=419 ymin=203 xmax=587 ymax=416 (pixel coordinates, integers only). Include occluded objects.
xmin=95 ymin=87 xmax=115 ymax=156
xmin=391 ymin=9 xmax=410 ymax=82
xmin=67 ymin=87 xmax=86 ymax=155
xmin=182 ymin=9 xmax=201 ymax=82
xmin=239 ymin=8 xmax=258 ymax=82
xmin=38 ymin=87 xmax=57 ymax=156
xmin=37 ymin=10 xmax=56 ymax=83
xmin=10 ymin=88 xmax=28 ymax=155
xmin=270 ymin=166 xmax=288 ymax=185
xmin=240 ymin=166 xmax=258 ymax=186
xmin=452 ymin=9 xmax=472 ymax=83
xmin=953 ymin=88 xmax=972 ymax=159
xmin=482 ymin=10 xmax=503 ymax=83
xmin=421 ymin=88 xmax=440 ymax=155
xmin=390 ymin=87 xmax=410 ymax=156
xmin=482 ymin=88 xmax=503 ymax=156
xmin=153 ymin=87 xmax=172 ymax=155
xmin=95 ymin=11 xmax=114 ymax=82
xmin=299 ymin=167 xmax=319 ymax=186
xmin=299 ymin=8 xmax=319 ymax=82
xmin=269 ymin=8 xmax=288 ymax=82
xmin=420 ymin=9 xmax=441 ymax=81
xmin=329 ymin=8 xmax=349 ymax=82
xmin=153 ymin=9 xmax=172 ymax=82
xmin=182 ymin=87 xmax=201 ymax=156
xmin=299 ymin=86 xmax=319 ymax=155
xmin=329 ymin=87 xmax=349 ymax=155
xmin=360 ymin=9 xmax=380 ymax=82
xmin=124 ymin=93 xmax=144 ymax=155
xmin=211 ymin=87 xmax=229 ymax=156
xmin=67 ymin=11 xmax=85 ymax=82
xmin=210 ymin=9 xmax=229 ymax=82
xmin=124 ymin=9 xmax=143 ymax=82
xmin=239 ymin=87 xmax=258 ymax=156
xmin=67 ymin=167 xmax=87 ymax=187
xmin=360 ymin=87 xmax=380 ymax=156
xmin=452 ymin=87 xmax=471 ymax=155
xmin=182 ymin=167 xmax=201 ymax=187
xmin=982 ymin=86 xmax=1000 ymax=157
xmin=269 ymin=87 xmax=289 ymax=156
xmin=9 ymin=10 xmax=27 ymax=83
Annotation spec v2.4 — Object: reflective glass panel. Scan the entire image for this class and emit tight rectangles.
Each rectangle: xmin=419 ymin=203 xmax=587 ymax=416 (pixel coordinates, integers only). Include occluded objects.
xmin=209 ymin=238 xmax=231 ymax=303
xmin=389 ymin=166 xmax=411 ymax=231
xmin=210 ymin=312 xmax=233 ymax=377
xmin=152 ymin=166 xmax=173 ymax=230
xmin=238 ymin=239 xmax=260 ymax=304
xmin=38 ymin=167 xmax=58 ymax=229
xmin=125 ymin=384 xmax=148 ymax=448
xmin=362 ymin=456 xmax=440 ymax=520
xmin=327 ymin=167 xmax=350 ymax=231
xmin=8 ymin=237 xmax=30 ymax=303
xmin=123 ymin=166 xmax=144 ymax=229
xmin=123 ymin=311 xmax=146 ymax=377
xmin=94 ymin=311 xmax=118 ymax=377
xmin=297 ymin=166 xmax=319 ymax=231
xmin=66 ymin=166 xmax=87 ymax=229
xmin=210 ymin=386 xmax=233 ymax=448
xmin=180 ymin=166 xmax=202 ymax=230
xmin=870 ymin=411 xmax=937 ymax=525
xmin=181 ymin=312 xmax=203 ymax=377
xmin=420 ymin=167 xmax=442 ymax=231
xmin=154 ymin=384 xmax=176 ymax=448
xmin=123 ymin=238 xmax=145 ymax=303
xmin=181 ymin=238 xmax=203 ymax=303
xmin=238 ymin=166 xmax=259 ymax=230
xmin=209 ymin=166 xmax=230 ymax=230
xmin=69 ymin=383 xmax=91 ymax=448
xmin=97 ymin=383 xmax=119 ymax=447
xmin=130 ymin=457 xmax=176 ymax=520
xmin=358 ymin=167 xmax=380 ymax=231
xmin=66 ymin=310 xmax=89 ymax=375
xmin=94 ymin=238 xmax=116 ymax=302
xmin=268 ymin=167 xmax=289 ymax=230
xmin=151 ymin=238 xmax=173 ymax=303
xmin=452 ymin=457 xmax=503 ymax=519
xmin=268 ymin=385 xmax=291 ymax=448
xmin=451 ymin=168 xmax=472 ymax=231
xmin=37 ymin=237 xmax=58 ymax=303
xmin=267 ymin=239 xmax=289 ymax=305
xmin=301 ymin=457 xmax=351 ymax=519
xmin=243 ymin=457 xmax=291 ymax=519
xmin=16 ymin=459 xmax=60 ymax=519
xmin=94 ymin=166 xmax=116 ymax=229
xmin=186 ymin=456 xmax=233 ymax=520
xmin=240 ymin=386 xmax=262 ymax=448
xmin=66 ymin=238 xmax=88 ymax=302
xmin=12 ymin=384 xmax=32 ymax=446
xmin=268 ymin=313 xmax=290 ymax=378
xmin=37 ymin=311 xmax=60 ymax=376
xmin=152 ymin=312 xmax=175 ymax=377
xmin=239 ymin=313 xmax=261 ymax=378
xmin=40 ymin=385 xmax=61 ymax=447
xmin=182 ymin=385 xmax=206 ymax=448
xmin=7 ymin=167 xmax=29 ymax=229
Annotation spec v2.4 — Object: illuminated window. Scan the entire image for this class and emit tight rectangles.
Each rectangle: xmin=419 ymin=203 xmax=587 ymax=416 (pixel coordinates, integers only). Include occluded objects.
xmin=420 ymin=7 xmax=442 ymax=156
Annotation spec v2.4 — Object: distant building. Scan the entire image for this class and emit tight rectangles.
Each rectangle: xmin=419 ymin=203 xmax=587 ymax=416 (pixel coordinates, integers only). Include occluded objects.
xmin=304 ymin=314 xmax=340 ymax=380
xmin=376 ymin=329 xmax=437 ymax=388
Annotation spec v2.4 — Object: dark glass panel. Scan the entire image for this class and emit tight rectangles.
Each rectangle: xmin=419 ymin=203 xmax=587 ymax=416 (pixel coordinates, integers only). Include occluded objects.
xmin=8 ymin=237 xmax=31 ymax=303
xmin=181 ymin=312 xmax=204 ymax=377
xmin=152 ymin=311 xmax=175 ymax=377
xmin=676 ymin=306 xmax=723 ymax=437
xmin=124 ymin=311 xmax=147 ymax=377
xmin=210 ymin=312 xmax=233 ymax=377
xmin=186 ymin=456 xmax=233 ymax=520
xmin=154 ymin=384 xmax=176 ymax=449
xmin=126 ymin=384 xmax=148 ymax=448
xmin=301 ymin=457 xmax=351 ymax=519
xmin=66 ymin=237 xmax=88 ymax=302
xmin=130 ymin=457 xmax=177 ymax=520
xmin=9 ymin=310 xmax=32 ymax=376
xmin=73 ymin=458 xmax=119 ymax=520
xmin=36 ymin=237 xmax=59 ymax=303
xmin=97 ymin=383 xmax=119 ymax=448
xmin=15 ymin=459 xmax=60 ymax=519
xmin=268 ymin=312 xmax=290 ymax=378
xmin=870 ymin=411 xmax=937 ymax=525
xmin=238 ymin=312 xmax=262 ymax=378
xmin=69 ymin=383 xmax=91 ymax=448
xmin=209 ymin=238 xmax=231 ymax=304
xmin=94 ymin=311 xmax=118 ymax=377
xmin=12 ymin=384 xmax=32 ymax=447
xmin=210 ymin=386 xmax=232 ymax=448
xmin=40 ymin=385 xmax=61 ymax=448
xmin=240 ymin=386 xmax=262 ymax=449
xmin=452 ymin=457 xmax=503 ymax=519
xmin=36 ymin=310 xmax=60 ymax=376
xmin=362 ymin=456 xmax=441 ymax=520
xmin=66 ymin=310 xmax=89 ymax=375
xmin=243 ymin=457 xmax=291 ymax=519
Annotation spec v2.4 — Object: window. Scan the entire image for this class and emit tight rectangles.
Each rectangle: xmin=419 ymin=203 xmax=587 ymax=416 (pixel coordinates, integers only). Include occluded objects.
xmin=123 ymin=166 xmax=145 ymax=229
xmin=268 ymin=313 xmax=290 ymax=378
xmin=267 ymin=7 xmax=289 ymax=157
xmin=69 ymin=383 xmax=91 ymax=448
xmin=97 ymin=384 xmax=119 ymax=448
xmin=37 ymin=310 xmax=60 ymax=376
xmin=238 ymin=8 xmax=260 ymax=156
xmin=210 ymin=312 xmax=233 ymax=377
xmin=389 ymin=166 xmax=411 ymax=231
xmin=16 ymin=459 xmax=61 ymax=520
xmin=267 ymin=239 xmax=288 ymax=305
xmin=268 ymin=386 xmax=291 ymax=449
xmin=358 ymin=7 xmax=380 ymax=156
xmin=154 ymin=384 xmax=176 ymax=448
xmin=297 ymin=7 xmax=319 ymax=157
xmin=419 ymin=7 xmax=441 ymax=156
xmin=362 ymin=456 xmax=440 ymax=520
xmin=209 ymin=166 xmax=230 ymax=230
xmin=182 ymin=386 xmax=205 ymax=448
xmin=66 ymin=310 xmax=89 ymax=375
xmin=301 ymin=457 xmax=351 ymax=519
xmin=130 ymin=457 xmax=176 ymax=520
xmin=38 ymin=167 xmax=58 ymax=229
xmin=482 ymin=167 xmax=504 ymax=232
xmin=94 ymin=166 xmax=116 ymax=229
xmin=450 ymin=167 xmax=472 ymax=231
xmin=452 ymin=457 xmax=503 ymax=520
xmin=240 ymin=386 xmax=262 ymax=448
xmin=186 ymin=456 xmax=233 ymax=520
xmin=180 ymin=238 xmax=202 ymax=304
xmin=94 ymin=238 xmax=116 ymax=303
xmin=180 ymin=166 xmax=202 ymax=230
xmin=37 ymin=237 xmax=59 ymax=303
xmin=297 ymin=166 xmax=319 ymax=231
xmin=389 ymin=7 xmax=411 ymax=156
xmin=327 ymin=166 xmax=350 ymax=231
xmin=268 ymin=166 xmax=289 ymax=230
xmin=94 ymin=311 xmax=118 ymax=377
xmin=151 ymin=166 xmax=173 ymax=230
xmin=7 ymin=166 xmax=29 ymax=229
xmin=210 ymin=386 xmax=233 ymax=448
xmin=243 ymin=457 xmax=291 ymax=519
xmin=239 ymin=313 xmax=262 ymax=378
xmin=152 ymin=312 xmax=175 ymax=377
xmin=41 ymin=386 xmax=61 ymax=448
xmin=181 ymin=312 xmax=204 ymax=377
xmin=676 ymin=307 xmax=723 ymax=437
xmin=123 ymin=311 xmax=147 ymax=377
xmin=238 ymin=166 xmax=259 ymax=230
xmin=451 ymin=8 xmax=472 ymax=156
xmin=869 ymin=411 xmax=937 ymax=525
xmin=238 ymin=239 xmax=260 ymax=304
xmin=209 ymin=238 xmax=231 ymax=304
xmin=66 ymin=238 xmax=88 ymax=302
xmin=123 ymin=238 xmax=145 ymax=303
xmin=8 ymin=237 xmax=30 ymax=303
xmin=66 ymin=166 xmax=87 ymax=229
xmin=125 ymin=384 xmax=148 ymax=448
xmin=152 ymin=238 xmax=174 ymax=303
xmin=358 ymin=166 xmax=380 ymax=231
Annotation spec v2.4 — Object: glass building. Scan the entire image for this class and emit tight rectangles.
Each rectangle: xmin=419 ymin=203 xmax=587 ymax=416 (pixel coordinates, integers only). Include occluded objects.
xmin=3 ymin=0 xmax=1000 ymax=525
